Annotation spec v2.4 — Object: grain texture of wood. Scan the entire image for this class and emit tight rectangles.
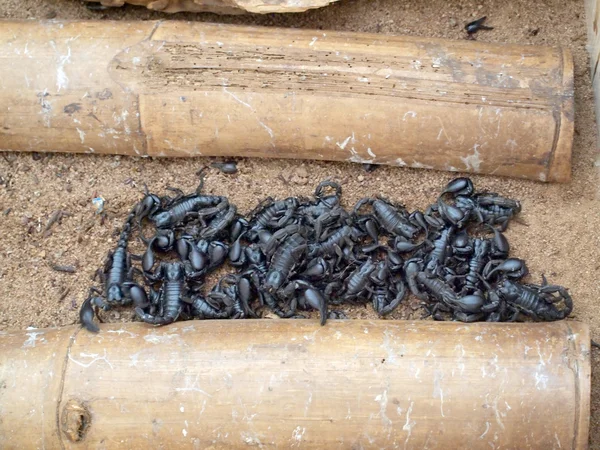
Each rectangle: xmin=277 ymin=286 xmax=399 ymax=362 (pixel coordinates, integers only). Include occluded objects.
xmin=585 ymin=0 xmax=600 ymax=168
xmin=83 ymin=0 xmax=339 ymax=14
xmin=0 ymin=320 xmax=590 ymax=449
xmin=0 ymin=20 xmax=574 ymax=182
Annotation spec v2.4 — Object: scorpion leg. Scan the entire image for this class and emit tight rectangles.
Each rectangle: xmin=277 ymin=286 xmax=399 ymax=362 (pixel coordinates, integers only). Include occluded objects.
xmin=352 ymin=197 xmax=373 ymax=216
xmin=93 ymin=268 xmax=106 ymax=284
xmin=538 ymin=284 xmax=573 ymax=318
xmin=165 ymin=186 xmax=185 ymax=201
xmin=96 ymin=250 xmax=113 ymax=282
xmin=377 ymin=281 xmax=407 ymax=316
xmin=274 ymin=207 xmax=296 ymax=228
xmin=430 ymin=305 xmax=448 ymax=321
xmin=505 ymin=304 xmax=525 ymax=322
xmin=197 ymin=200 xmax=230 ymax=218
xmin=135 ymin=308 xmax=181 ymax=325
xmin=453 ymin=312 xmax=486 ymax=322
xmin=328 ymin=310 xmax=348 ymax=320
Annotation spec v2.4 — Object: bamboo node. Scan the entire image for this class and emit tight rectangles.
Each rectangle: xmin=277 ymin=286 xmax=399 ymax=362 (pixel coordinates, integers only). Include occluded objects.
xmin=61 ymin=399 xmax=91 ymax=442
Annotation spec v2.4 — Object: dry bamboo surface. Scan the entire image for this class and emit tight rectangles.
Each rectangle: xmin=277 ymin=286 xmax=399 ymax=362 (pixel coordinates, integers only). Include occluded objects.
xmin=0 ymin=320 xmax=590 ymax=449
xmin=83 ymin=0 xmax=340 ymax=14
xmin=0 ymin=20 xmax=574 ymax=182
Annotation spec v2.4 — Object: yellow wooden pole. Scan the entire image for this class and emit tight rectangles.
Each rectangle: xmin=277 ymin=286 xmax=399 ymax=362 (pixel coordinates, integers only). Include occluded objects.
xmin=0 ymin=320 xmax=590 ymax=448
xmin=0 ymin=20 xmax=574 ymax=181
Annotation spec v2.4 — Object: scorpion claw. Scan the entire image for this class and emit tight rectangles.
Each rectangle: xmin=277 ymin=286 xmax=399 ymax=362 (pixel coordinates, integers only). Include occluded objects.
xmin=303 ymin=288 xmax=328 ymax=326
xmin=80 ymin=295 xmax=100 ymax=333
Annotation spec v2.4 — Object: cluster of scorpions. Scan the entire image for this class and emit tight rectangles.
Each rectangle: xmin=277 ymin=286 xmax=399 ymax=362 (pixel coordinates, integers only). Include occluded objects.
xmin=80 ymin=176 xmax=573 ymax=332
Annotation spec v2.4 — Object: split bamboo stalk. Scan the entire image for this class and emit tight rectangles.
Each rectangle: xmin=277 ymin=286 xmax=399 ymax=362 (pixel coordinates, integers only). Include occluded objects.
xmin=0 ymin=320 xmax=590 ymax=449
xmin=0 ymin=20 xmax=574 ymax=181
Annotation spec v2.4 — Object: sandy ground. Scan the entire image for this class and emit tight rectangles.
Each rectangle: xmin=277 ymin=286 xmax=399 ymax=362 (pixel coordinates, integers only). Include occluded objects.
xmin=0 ymin=0 xmax=599 ymax=446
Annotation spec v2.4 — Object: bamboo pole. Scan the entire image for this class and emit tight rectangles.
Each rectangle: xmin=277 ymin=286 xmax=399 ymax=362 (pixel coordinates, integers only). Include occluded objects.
xmin=83 ymin=0 xmax=340 ymax=14
xmin=0 ymin=320 xmax=590 ymax=449
xmin=0 ymin=20 xmax=574 ymax=182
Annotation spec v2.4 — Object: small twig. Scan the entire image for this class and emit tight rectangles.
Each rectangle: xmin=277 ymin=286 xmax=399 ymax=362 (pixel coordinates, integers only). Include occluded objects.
xmin=592 ymin=339 xmax=600 ymax=349
xmin=277 ymin=174 xmax=289 ymax=186
xmin=45 ymin=209 xmax=71 ymax=232
xmin=1 ymin=152 xmax=17 ymax=165
xmin=58 ymin=287 xmax=71 ymax=302
xmin=48 ymin=262 xmax=77 ymax=273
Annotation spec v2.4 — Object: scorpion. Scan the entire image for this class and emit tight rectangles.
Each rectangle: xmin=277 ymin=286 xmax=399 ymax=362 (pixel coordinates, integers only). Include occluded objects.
xmin=188 ymin=294 xmax=229 ymax=319
xmin=486 ymin=276 xmax=572 ymax=321
xmin=325 ymin=258 xmax=377 ymax=304
xmin=263 ymin=233 xmax=307 ymax=294
xmin=404 ymin=258 xmax=486 ymax=322
xmin=353 ymin=197 xmax=420 ymax=239
xmin=454 ymin=193 xmax=521 ymax=231
xmin=247 ymin=197 xmax=299 ymax=238
xmin=209 ymin=274 xmax=257 ymax=319
xmin=80 ymin=206 xmax=143 ymax=332
xmin=135 ymin=180 xmax=230 ymax=230
xmin=280 ymin=279 xmax=328 ymax=325
xmin=307 ymin=225 xmax=362 ymax=259
xmin=368 ymin=260 xmax=406 ymax=316
xmin=425 ymin=227 xmax=454 ymax=275
xmin=135 ymin=262 xmax=196 ymax=325
xmin=199 ymin=204 xmax=237 ymax=240
xmin=297 ymin=181 xmax=348 ymax=238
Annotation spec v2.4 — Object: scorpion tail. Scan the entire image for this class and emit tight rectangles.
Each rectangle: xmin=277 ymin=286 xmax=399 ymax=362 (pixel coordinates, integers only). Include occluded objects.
xmin=80 ymin=296 xmax=99 ymax=333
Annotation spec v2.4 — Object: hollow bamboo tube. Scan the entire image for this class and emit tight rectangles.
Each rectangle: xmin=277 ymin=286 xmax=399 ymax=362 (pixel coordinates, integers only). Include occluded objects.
xmin=0 ymin=20 xmax=573 ymax=182
xmin=0 ymin=320 xmax=590 ymax=449
xmin=83 ymin=0 xmax=339 ymax=14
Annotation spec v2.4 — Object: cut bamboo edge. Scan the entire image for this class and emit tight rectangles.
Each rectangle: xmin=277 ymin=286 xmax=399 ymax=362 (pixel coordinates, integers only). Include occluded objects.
xmin=0 ymin=320 xmax=591 ymax=449
xmin=0 ymin=20 xmax=574 ymax=182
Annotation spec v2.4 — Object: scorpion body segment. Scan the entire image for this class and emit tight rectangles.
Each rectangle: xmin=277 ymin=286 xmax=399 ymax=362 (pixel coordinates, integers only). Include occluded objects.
xmin=354 ymin=198 xmax=419 ymax=239
xmin=136 ymin=262 xmax=188 ymax=325
xmin=415 ymin=271 xmax=485 ymax=315
xmin=308 ymin=225 xmax=361 ymax=257
xmin=264 ymin=233 xmax=307 ymax=293
xmin=199 ymin=204 xmax=237 ymax=240
xmin=426 ymin=227 xmax=454 ymax=275
xmin=462 ymin=238 xmax=490 ymax=294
